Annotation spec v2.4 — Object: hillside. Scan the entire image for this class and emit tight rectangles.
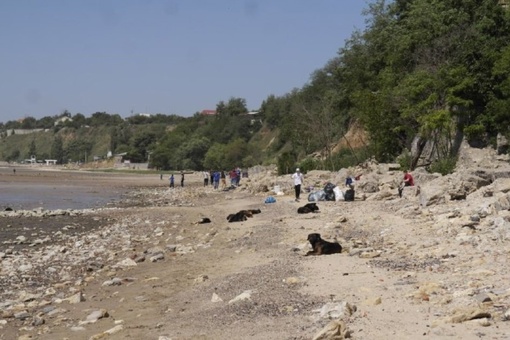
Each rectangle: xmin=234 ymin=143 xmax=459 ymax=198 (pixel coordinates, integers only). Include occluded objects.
xmin=0 ymin=126 xmax=113 ymax=163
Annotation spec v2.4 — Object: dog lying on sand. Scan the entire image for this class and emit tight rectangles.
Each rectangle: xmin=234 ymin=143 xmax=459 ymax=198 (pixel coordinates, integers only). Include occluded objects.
xmin=305 ymin=233 xmax=342 ymax=256
xmin=297 ymin=203 xmax=319 ymax=214
xmin=227 ymin=209 xmax=261 ymax=222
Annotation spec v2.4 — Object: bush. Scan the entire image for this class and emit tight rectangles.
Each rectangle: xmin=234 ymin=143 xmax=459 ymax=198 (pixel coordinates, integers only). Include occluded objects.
xmin=325 ymin=146 xmax=372 ymax=171
xmin=427 ymin=156 xmax=457 ymax=175
xmin=297 ymin=157 xmax=321 ymax=173
xmin=277 ymin=151 xmax=297 ymax=175
xmin=397 ymin=149 xmax=412 ymax=171
xmin=464 ymin=124 xmax=487 ymax=148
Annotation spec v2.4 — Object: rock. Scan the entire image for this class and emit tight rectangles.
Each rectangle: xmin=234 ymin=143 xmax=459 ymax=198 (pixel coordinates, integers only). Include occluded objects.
xmin=18 ymin=264 xmax=33 ymax=272
xmin=228 ymin=290 xmax=253 ymax=304
xmin=284 ymin=277 xmax=302 ymax=285
xmin=359 ymin=250 xmax=381 ymax=258
xmin=115 ymin=258 xmax=137 ymax=267
xmin=211 ymin=293 xmax=223 ymax=303
xmin=80 ymin=309 xmax=109 ymax=325
xmin=363 ymin=296 xmax=382 ymax=306
xmin=14 ymin=311 xmax=30 ymax=320
xmin=315 ymin=302 xmax=356 ymax=319
xmin=66 ymin=291 xmax=84 ymax=304
xmin=90 ymin=325 xmax=124 ymax=339
xmin=312 ymin=320 xmax=350 ymax=340
xmin=18 ymin=291 xmax=42 ymax=302
xmin=102 ymin=278 xmax=122 ymax=286
xmin=194 ymin=275 xmax=209 ymax=283
xmin=145 ymin=246 xmax=165 ymax=255
xmin=16 ymin=235 xmax=27 ymax=243
xmin=150 ymin=253 xmax=165 ymax=262
xmin=166 ymin=245 xmax=177 ymax=252
xmin=131 ymin=254 xmax=146 ymax=263
xmin=474 ymin=293 xmax=492 ymax=303
xmin=439 ymin=308 xmax=492 ymax=324
xmin=31 ymin=315 xmax=45 ymax=326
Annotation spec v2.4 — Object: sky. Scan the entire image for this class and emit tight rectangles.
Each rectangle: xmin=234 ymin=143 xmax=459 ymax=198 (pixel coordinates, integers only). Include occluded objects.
xmin=0 ymin=0 xmax=370 ymax=123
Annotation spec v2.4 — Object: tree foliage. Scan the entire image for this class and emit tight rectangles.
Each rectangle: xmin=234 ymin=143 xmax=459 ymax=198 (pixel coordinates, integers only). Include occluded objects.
xmin=3 ymin=1 xmax=510 ymax=170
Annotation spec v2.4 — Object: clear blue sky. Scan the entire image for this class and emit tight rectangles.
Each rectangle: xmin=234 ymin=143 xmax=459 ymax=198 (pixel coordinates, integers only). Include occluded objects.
xmin=0 ymin=0 xmax=370 ymax=123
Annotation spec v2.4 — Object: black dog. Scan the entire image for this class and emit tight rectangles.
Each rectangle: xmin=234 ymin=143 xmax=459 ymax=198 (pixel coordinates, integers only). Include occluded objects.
xmin=227 ymin=209 xmax=261 ymax=222
xmin=297 ymin=203 xmax=319 ymax=214
xmin=227 ymin=212 xmax=248 ymax=222
xmin=305 ymin=233 xmax=342 ymax=256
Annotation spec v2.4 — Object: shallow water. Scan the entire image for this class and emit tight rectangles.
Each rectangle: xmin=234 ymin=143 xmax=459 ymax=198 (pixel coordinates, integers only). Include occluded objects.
xmin=0 ymin=182 xmax=123 ymax=210
xmin=0 ymin=167 xmax=126 ymax=210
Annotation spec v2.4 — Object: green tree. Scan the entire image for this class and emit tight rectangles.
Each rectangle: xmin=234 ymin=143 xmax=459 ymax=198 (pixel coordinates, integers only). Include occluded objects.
xmin=21 ymin=117 xmax=37 ymax=129
xmin=175 ymin=136 xmax=211 ymax=170
xmin=203 ymin=143 xmax=227 ymax=170
xmin=51 ymin=136 xmax=65 ymax=164
xmin=216 ymin=97 xmax=248 ymax=117
xmin=6 ymin=149 xmax=21 ymax=162
xmin=36 ymin=116 xmax=56 ymax=129
xmin=28 ymin=139 xmax=37 ymax=158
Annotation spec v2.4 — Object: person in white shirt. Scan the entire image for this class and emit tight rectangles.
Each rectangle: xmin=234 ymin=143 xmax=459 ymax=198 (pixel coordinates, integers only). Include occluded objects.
xmin=291 ymin=168 xmax=304 ymax=202
xmin=203 ymin=171 xmax=209 ymax=187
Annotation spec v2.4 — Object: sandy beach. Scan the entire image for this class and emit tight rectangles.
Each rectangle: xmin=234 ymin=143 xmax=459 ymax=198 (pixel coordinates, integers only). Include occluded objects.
xmin=2 ymin=148 xmax=510 ymax=340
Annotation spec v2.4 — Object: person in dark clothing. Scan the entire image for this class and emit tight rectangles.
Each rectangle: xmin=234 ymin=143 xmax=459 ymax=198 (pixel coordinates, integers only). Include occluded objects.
xmin=180 ymin=171 xmax=185 ymax=187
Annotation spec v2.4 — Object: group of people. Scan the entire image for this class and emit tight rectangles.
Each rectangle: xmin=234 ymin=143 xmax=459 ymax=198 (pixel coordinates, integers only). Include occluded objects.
xmin=163 ymin=166 xmax=415 ymax=198
xmin=291 ymin=167 xmax=415 ymax=201
xmin=166 ymin=171 xmax=185 ymax=188
xmin=203 ymin=168 xmax=243 ymax=190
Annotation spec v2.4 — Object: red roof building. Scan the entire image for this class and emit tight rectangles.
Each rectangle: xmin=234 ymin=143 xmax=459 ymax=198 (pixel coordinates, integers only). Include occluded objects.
xmin=200 ymin=110 xmax=217 ymax=115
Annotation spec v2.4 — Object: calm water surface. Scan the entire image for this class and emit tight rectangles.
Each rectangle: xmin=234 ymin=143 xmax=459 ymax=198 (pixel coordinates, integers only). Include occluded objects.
xmin=0 ymin=167 xmax=128 ymax=210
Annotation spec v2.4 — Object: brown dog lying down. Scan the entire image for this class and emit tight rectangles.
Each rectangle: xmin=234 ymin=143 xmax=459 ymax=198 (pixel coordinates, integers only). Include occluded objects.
xmin=305 ymin=233 xmax=342 ymax=256
xmin=297 ymin=203 xmax=319 ymax=214
xmin=227 ymin=209 xmax=262 ymax=222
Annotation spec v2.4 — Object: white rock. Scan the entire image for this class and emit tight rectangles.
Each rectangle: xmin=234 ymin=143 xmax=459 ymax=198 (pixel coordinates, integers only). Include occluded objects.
xmin=211 ymin=293 xmax=223 ymax=303
xmin=228 ymin=290 xmax=253 ymax=304
xmin=116 ymin=258 xmax=137 ymax=267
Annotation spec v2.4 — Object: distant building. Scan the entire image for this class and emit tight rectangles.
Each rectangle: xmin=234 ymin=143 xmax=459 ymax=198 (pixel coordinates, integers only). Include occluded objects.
xmin=54 ymin=116 xmax=73 ymax=126
xmin=137 ymin=113 xmax=152 ymax=117
xmin=200 ymin=110 xmax=217 ymax=116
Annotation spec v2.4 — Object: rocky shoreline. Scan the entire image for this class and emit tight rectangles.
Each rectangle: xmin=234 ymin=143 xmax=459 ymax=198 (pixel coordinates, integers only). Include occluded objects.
xmin=2 ymin=144 xmax=510 ymax=339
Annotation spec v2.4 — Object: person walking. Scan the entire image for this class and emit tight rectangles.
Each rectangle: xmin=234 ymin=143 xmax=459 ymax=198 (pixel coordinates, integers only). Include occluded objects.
xmin=291 ymin=168 xmax=304 ymax=202
xmin=213 ymin=171 xmax=220 ymax=190
xmin=180 ymin=171 xmax=185 ymax=187
xmin=203 ymin=171 xmax=209 ymax=186
xmin=169 ymin=174 xmax=174 ymax=188
xmin=220 ymin=170 xmax=227 ymax=190
xmin=229 ymin=168 xmax=238 ymax=187
xmin=235 ymin=167 xmax=241 ymax=186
